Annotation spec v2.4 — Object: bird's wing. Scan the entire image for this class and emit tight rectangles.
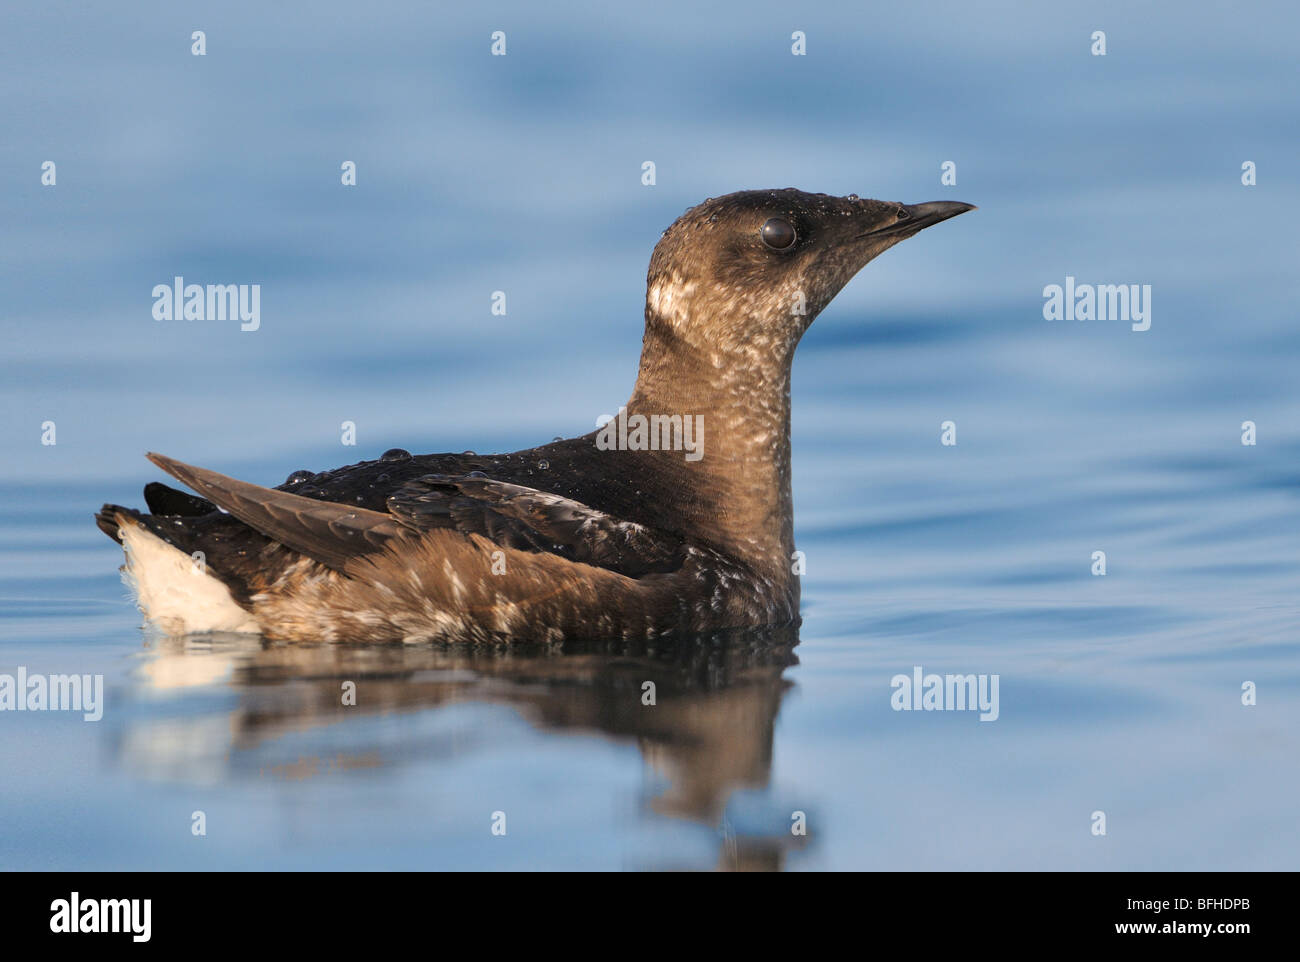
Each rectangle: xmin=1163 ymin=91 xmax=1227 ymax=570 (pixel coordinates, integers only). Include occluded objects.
xmin=146 ymin=454 xmax=684 ymax=579
xmin=387 ymin=474 xmax=685 ymax=577
xmin=146 ymin=453 xmax=407 ymax=572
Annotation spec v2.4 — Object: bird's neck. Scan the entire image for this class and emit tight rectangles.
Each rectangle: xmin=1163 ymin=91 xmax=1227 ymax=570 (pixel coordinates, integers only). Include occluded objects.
xmin=625 ymin=320 xmax=796 ymax=575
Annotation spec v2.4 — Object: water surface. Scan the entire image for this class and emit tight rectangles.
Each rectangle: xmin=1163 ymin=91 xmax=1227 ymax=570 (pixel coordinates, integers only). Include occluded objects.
xmin=2 ymin=0 xmax=1298 ymax=870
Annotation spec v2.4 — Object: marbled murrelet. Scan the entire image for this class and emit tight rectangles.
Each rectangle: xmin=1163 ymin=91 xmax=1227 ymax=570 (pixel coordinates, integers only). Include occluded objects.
xmin=96 ymin=189 xmax=975 ymax=643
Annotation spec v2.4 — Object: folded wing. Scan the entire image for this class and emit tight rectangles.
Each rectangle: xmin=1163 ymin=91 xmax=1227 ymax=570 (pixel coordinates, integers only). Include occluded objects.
xmin=145 ymin=454 xmax=684 ymax=580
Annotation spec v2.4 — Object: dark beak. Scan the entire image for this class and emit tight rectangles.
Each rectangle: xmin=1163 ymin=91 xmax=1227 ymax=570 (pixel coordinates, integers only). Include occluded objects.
xmin=904 ymin=201 xmax=977 ymax=224
xmin=901 ymin=200 xmax=976 ymax=231
xmin=863 ymin=200 xmax=976 ymax=239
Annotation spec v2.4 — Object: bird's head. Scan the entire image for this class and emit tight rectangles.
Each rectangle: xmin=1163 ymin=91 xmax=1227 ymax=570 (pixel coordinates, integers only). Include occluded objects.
xmin=643 ymin=188 xmax=974 ymax=360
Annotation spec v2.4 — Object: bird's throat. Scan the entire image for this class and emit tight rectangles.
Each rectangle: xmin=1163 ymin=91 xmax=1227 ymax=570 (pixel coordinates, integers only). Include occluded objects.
xmin=625 ymin=319 xmax=797 ymax=573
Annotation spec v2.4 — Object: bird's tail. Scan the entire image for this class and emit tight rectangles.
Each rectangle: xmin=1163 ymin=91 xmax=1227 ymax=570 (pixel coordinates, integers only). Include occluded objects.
xmin=95 ymin=480 xmax=215 ymax=544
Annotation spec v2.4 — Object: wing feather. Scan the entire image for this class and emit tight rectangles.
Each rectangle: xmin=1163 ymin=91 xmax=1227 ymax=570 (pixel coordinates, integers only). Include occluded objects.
xmin=146 ymin=453 xmax=405 ymax=572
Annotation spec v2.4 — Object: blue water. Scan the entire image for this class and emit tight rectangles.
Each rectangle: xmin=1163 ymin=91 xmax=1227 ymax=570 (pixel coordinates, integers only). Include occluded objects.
xmin=2 ymin=1 xmax=1298 ymax=870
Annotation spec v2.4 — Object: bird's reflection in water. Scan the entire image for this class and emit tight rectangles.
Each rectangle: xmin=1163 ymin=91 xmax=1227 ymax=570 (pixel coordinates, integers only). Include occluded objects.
xmin=119 ymin=624 xmax=807 ymax=870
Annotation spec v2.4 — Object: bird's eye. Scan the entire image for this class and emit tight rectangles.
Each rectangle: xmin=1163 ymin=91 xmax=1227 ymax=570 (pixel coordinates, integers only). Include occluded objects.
xmin=760 ymin=218 xmax=797 ymax=250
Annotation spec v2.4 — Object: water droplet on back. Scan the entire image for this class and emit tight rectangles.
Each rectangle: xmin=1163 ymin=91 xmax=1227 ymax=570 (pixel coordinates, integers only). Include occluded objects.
xmin=285 ymin=469 xmax=314 ymax=485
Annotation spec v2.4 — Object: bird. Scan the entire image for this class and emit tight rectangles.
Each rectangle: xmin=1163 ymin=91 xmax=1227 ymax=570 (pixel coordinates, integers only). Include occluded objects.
xmin=96 ymin=189 xmax=974 ymax=644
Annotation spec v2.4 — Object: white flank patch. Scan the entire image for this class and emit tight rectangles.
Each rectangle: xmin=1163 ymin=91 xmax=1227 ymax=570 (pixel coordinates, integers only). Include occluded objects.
xmin=118 ymin=521 xmax=260 ymax=635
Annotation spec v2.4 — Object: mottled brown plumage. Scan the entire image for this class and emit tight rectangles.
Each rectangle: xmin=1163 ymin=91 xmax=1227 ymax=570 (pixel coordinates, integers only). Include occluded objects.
xmin=96 ymin=188 xmax=974 ymax=642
